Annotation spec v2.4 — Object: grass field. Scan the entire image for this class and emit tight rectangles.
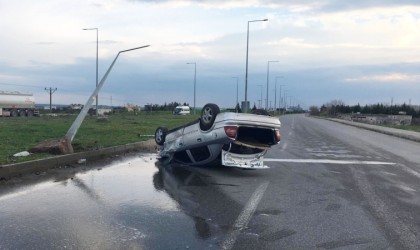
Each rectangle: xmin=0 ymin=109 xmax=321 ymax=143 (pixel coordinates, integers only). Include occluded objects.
xmin=384 ymin=124 xmax=420 ymax=133
xmin=0 ymin=112 xmax=199 ymax=165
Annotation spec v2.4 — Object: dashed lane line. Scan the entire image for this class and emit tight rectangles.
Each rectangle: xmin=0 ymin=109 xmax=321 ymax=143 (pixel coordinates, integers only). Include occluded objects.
xmin=280 ymin=142 xmax=288 ymax=151
xmin=221 ymin=181 xmax=270 ymax=250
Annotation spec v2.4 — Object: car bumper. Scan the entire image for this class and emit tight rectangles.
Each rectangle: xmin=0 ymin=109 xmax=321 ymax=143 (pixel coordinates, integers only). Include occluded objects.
xmin=221 ymin=149 xmax=268 ymax=169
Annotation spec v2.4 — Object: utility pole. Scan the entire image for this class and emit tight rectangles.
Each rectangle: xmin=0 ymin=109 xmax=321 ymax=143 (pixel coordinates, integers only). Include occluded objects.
xmin=45 ymin=87 xmax=57 ymax=113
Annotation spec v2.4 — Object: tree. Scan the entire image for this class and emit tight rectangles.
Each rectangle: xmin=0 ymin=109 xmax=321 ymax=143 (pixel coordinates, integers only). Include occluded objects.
xmin=353 ymin=103 xmax=361 ymax=113
xmin=322 ymin=99 xmax=345 ymax=116
xmin=309 ymin=106 xmax=320 ymax=116
xmin=362 ymin=104 xmax=371 ymax=114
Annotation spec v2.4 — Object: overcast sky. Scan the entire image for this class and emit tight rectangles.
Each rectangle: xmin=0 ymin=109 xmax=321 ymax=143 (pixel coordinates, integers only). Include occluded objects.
xmin=1 ymin=0 xmax=420 ymax=109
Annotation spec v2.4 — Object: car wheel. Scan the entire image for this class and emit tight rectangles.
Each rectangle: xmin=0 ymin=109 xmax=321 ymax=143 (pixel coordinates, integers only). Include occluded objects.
xmin=19 ymin=110 xmax=26 ymax=117
xmin=155 ymin=127 xmax=168 ymax=145
xmin=200 ymin=103 xmax=220 ymax=131
xmin=10 ymin=110 xmax=18 ymax=117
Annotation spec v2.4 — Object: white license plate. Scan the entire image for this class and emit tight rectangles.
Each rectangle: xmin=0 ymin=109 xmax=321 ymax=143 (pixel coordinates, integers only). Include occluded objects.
xmin=221 ymin=150 xmax=268 ymax=169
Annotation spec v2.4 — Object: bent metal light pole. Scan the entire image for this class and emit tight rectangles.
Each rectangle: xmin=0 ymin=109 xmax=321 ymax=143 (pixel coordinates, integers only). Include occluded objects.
xmin=244 ymin=18 xmax=268 ymax=113
xmin=64 ymin=45 xmax=150 ymax=151
xmin=83 ymin=28 xmax=99 ymax=116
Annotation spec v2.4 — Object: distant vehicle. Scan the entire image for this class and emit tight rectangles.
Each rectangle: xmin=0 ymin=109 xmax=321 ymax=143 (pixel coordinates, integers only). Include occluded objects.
xmin=173 ymin=106 xmax=190 ymax=115
xmin=0 ymin=91 xmax=39 ymax=117
xmin=155 ymin=103 xmax=281 ymax=169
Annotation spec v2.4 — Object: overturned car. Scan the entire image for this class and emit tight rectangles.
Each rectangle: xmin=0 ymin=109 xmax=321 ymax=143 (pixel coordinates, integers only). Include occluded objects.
xmin=155 ymin=103 xmax=281 ymax=169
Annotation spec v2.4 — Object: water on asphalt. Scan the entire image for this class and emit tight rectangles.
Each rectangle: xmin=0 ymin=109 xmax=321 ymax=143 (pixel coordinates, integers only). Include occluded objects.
xmin=0 ymin=154 xmax=221 ymax=249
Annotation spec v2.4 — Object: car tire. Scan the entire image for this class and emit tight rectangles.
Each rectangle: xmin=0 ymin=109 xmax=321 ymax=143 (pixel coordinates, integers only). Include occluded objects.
xmin=200 ymin=103 xmax=220 ymax=131
xmin=155 ymin=127 xmax=168 ymax=145
xmin=10 ymin=109 xmax=18 ymax=117
xmin=19 ymin=110 xmax=26 ymax=117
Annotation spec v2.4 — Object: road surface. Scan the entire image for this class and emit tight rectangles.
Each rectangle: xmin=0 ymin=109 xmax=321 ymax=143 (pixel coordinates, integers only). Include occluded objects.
xmin=1 ymin=114 xmax=420 ymax=249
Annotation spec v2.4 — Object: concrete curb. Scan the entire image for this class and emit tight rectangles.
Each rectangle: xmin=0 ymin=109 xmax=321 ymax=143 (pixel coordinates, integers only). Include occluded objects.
xmin=315 ymin=116 xmax=420 ymax=143
xmin=0 ymin=139 xmax=157 ymax=180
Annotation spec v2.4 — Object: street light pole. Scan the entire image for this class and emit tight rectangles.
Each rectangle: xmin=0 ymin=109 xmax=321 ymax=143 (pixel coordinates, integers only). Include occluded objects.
xmin=83 ymin=28 xmax=99 ymax=116
xmin=187 ymin=62 xmax=196 ymax=115
xmin=266 ymin=60 xmax=279 ymax=110
xmin=232 ymin=77 xmax=239 ymax=111
xmin=278 ymin=84 xmax=286 ymax=113
xmin=258 ymin=84 xmax=263 ymax=109
xmin=244 ymin=18 xmax=268 ymax=113
xmin=274 ymin=76 xmax=283 ymax=114
xmin=283 ymin=90 xmax=288 ymax=110
xmin=65 ymin=45 xmax=150 ymax=146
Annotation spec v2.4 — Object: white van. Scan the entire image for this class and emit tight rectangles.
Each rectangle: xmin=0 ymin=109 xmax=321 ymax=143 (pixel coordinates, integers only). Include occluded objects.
xmin=173 ymin=106 xmax=190 ymax=115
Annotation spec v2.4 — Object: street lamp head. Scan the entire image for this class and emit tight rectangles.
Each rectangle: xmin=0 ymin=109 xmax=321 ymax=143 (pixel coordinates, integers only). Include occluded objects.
xmin=83 ymin=28 xmax=98 ymax=30
xmin=119 ymin=45 xmax=150 ymax=54
xmin=249 ymin=18 xmax=269 ymax=23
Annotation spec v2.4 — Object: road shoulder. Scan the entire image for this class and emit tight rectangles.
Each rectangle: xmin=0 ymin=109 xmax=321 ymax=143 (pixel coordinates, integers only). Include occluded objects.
xmin=311 ymin=116 xmax=420 ymax=143
xmin=0 ymin=139 xmax=157 ymax=180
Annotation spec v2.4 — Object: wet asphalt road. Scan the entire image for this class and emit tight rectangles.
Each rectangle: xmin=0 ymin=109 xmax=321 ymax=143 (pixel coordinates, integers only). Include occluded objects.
xmin=1 ymin=114 xmax=420 ymax=249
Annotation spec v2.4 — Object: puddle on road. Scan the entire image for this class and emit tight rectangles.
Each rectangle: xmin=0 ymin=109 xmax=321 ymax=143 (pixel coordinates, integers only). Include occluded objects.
xmin=0 ymin=154 xmax=224 ymax=249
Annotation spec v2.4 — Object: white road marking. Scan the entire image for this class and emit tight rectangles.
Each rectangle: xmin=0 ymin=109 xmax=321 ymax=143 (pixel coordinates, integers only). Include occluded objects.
xmin=350 ymin=166 xmax=420 ymax=248
xmin=383 ymin=171 xmax=397 ymax=176
xmin=398 ymin=164 xmax=420 ymax=179
xmin=397 ymin=184 xmax=416 ymax=192
xmin=280 ymin=142 xmax=288 ymax=151
xmin=221 ymin=181 xmax=269 ymax=250
xmin=264 ymin=158 xmax=396 ymax=165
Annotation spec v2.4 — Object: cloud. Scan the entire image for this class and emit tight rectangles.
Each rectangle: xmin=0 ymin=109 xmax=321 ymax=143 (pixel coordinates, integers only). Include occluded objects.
xmin=266 ymin=37 xmax=321 ymax=48
xmin=316 ymin=0 xmax=420 ymax=12
xmin=344 ymin=73 xmax=420 ymax=82
xmin=100 ymin=40 xmax=121 ymax=45
xmin=35 ymin=42 xmax=57 ymax=45
xmin=266 ymin=38 xmax=393 ymax=50
xmin=1 ymin=0 xmax=420 ymax=108
xmin=0 ymin=74 xmax=25 ymax=82
xmin=129 ymin=0 xmax=420 ymax=12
